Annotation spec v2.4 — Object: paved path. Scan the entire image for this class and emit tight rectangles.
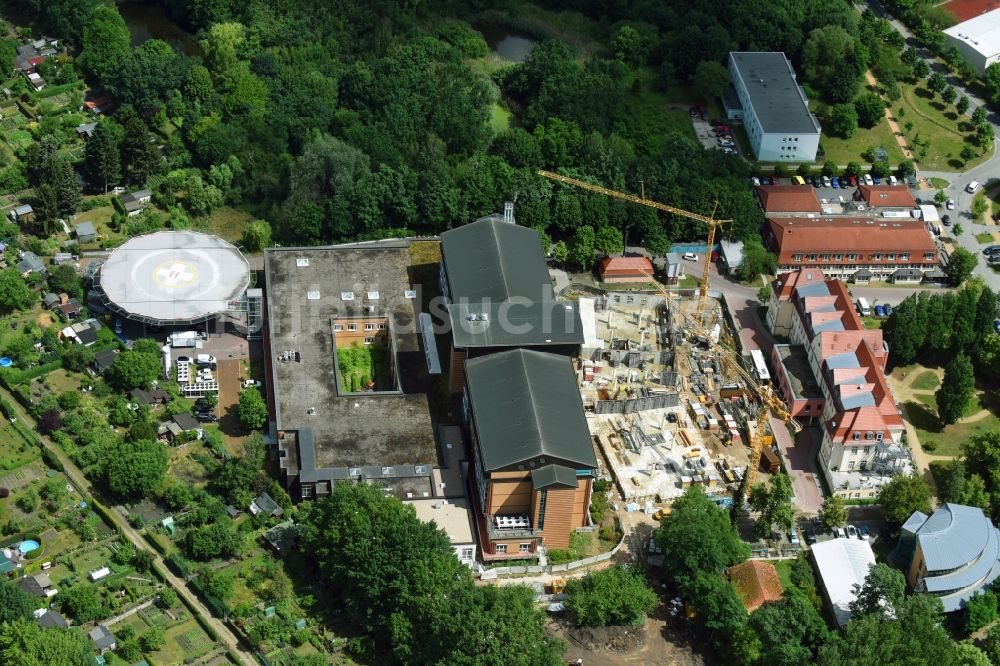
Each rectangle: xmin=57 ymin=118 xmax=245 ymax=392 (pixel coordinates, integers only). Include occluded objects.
xmin=0 ymin=386 xmax=255 ymax=666
xmin=864 ymin=70 xmax=915 ymax=160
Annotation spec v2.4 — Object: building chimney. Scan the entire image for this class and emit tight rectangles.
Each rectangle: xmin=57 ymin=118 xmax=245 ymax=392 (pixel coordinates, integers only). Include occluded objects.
xmin=503 ymin=201 xmax=514 ymax=224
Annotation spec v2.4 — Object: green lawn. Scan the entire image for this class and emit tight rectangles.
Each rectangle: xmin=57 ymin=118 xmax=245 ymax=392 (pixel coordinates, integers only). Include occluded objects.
xmin=976 ymin=232 xmax=995 ymax=244
xmin=490 ymin=103 xmax=511 ymax=132
xmin=861 ymin=316 xmax=883 ymax=330
xmin=814 ymin=98 xmax=904 ymax=166
xmin=896 ymin=81 xmax=986 ymax=171
xmin=5 ymin=129 xmax=32 ymax=148
xmin=911 ymin=370 xmax=940 ymax=391
xmin=904 ymin=391 xmax=999 ymax=457
xmin=773 ymin=559 xmax=794 ymax=590
xmin=929 ymin=177 xmax=950 ymax=189
xmin=198 ymin=206 xmax=254 ymax=244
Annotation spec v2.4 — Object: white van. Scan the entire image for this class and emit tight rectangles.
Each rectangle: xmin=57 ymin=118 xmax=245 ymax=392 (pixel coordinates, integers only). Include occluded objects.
xmin=856 ymin=297 xmax=871 ymax=316
xmin=967 ymin=181 xmax=980 ymax=193
xmin=888 ymin=175 xmax=898 ymax=186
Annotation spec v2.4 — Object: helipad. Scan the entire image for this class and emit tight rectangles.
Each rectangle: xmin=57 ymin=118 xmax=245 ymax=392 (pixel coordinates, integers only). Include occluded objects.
xmin=96 ymin=231 xmax=250 ymax=325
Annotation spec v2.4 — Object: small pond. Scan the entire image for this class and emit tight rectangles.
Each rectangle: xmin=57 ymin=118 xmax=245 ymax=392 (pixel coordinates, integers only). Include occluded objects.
xmin=474 ymin=23 xmax=537 ymax=63
xmin=119 ymin=2 xmax=201 ymax=57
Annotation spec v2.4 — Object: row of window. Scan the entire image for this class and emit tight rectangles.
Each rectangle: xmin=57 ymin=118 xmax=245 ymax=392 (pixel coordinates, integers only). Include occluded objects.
xmin=791 ymin=252 xmax=930 ymax=262
xmin=781 ymin=136 xmax=800 ymax=142
xmin=495 ymin=543 xmax=532 ymax=554
xmin=851 ymin=431 xmax=884 ymax=442
xmin=334 ymin=323 xmax=386 ymax=332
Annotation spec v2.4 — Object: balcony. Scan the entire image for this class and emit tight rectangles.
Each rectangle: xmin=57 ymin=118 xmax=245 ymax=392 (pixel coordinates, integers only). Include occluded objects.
xmin=485 ymin=514 xmax=540 ymax=541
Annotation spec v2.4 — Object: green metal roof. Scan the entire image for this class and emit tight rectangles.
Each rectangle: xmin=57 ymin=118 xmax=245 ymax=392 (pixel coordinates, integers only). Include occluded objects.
xmin=465 ymin=349 xmax=597 ymax=472
xmin=449 ymin=300 xmax=583 ymax=348
xmin=531 ymin=464 xmax=579 ymax=489
xmin=441 ymin=219 xmax=554 ymax=302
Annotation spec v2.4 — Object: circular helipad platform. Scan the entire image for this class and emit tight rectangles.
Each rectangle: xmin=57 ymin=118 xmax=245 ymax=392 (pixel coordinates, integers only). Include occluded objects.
xmin=97 ymin=231 xmax=250 ymax=325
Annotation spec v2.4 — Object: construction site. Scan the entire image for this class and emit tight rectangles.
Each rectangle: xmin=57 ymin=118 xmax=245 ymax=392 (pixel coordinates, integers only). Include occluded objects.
xmin=537 ymin=170 xmax=798 ymax=510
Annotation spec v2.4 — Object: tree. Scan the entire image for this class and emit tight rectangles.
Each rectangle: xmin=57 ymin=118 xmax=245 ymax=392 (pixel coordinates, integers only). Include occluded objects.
xmin=957 ymin=96 xmax=970 ymax=115
xmin=953 ymin=223 xmax=964 ymax=237
xmin=103 ymin=439 xmax=168 ymax=499
xmin=0 ymin=269 xmax=35 ymax=313
xmin=849 ymin=563 xmax=907 ymax=618
xmin=568 ymin=224 xmax=596 ymax=270
xmin=60 ymin=584 xmax=110 ymax=623
xmin=965 ymin=590 xmax=998 ymax=633
xmin=946 ymin=248 xmax=978 ymax=286
xmin=828 ymin=103 xmax=859 ymax=138
xmin=973 ymin=106 xmax=988 ymax=126
xmin=200 ymin=22 xmax=245 ymax=75
xmin=694 ymin=61 xmax=730 ymax=102
xmin=749 ymin=472 xmax=794 ymax=538
xmin=0 ymin=581 xmax=34 ymax=624
xmin=84 ymin=121 xmax=122 ymax=194
xmin=977 ymin=122 xmax=995 ymax=149
xmin=184 ymin=521 xmax=245 ymax=560
xmin=140 ymin=625 xmax=165 ymax=652
xmin=238 ymin=388 xmax=268 ymax=431
xmin=898 ymin=160 xmax=915 ymax=178
xmin=106 ymin=349 xmax=161 ymax=390
xmin=735 ymin=236 xmax=777 ymax=282
xmin=961 ymin=146 xmax=977 ymax=163
xmin=845 ymin=161 xmax=863 ymax=177
xmin=157 ymin=588 xmax=177 ymax=609
xmin=802 ymin=26 xmax=865 ymax=102
xmin=81 ymin=5 xmax=130 ymax=81
xmin=937 ymin=353 xmax=976 ymax=425
xmin=878 ymin=475 xmax=933 ymax=524
xmin=564 ymin=565 xmax=656 ymax=626
xmin=594 ymin=225 xmax=624 ymax=257
xmin=748 ymin=593 xmax=829 ymax=666
xmin=818 ymin=494 xmax=847 ymax=531
xmin=0 ymin=619 xmax=94 ymax=666
xmin=913 ymin=59 xmax=929 ymax=79
xmin=655 ymin=488 xmax=749 ymax=590
xmin=855 ymin=93 xmax=884 ymax=128
xmin=956 ymin=642 xmax=992 ymax=666
xmin=943 ymin=85 xmax=957 ymax=105
xmin=611 ymin=26 xmax=648 ymax=67
xmin=240 ymin=219 xmax=272 ymax=252
xmin=48 ymin=264 xmax=81 ymax=300
xmin=928 ymin=72 xmax=947 ymax=93
xmin=119 ymin=106 xmax=161 ymax=184
xmin=870 ymin=160 xmax=892 ymax=178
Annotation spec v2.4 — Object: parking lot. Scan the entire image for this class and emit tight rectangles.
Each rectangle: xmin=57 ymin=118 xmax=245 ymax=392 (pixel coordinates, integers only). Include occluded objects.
xmin=691 ymin=112 xmax=743 ymax=158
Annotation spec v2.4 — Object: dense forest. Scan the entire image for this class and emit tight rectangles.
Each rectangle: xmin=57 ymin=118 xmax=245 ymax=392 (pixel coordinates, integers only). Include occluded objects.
xmin=1 ymin=0 xmax=872 ymax=259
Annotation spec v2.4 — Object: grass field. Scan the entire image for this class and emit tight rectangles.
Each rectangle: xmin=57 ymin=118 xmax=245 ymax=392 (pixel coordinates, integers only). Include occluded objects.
xmin=896 ymin=82 xmax=985 ymax=171
xmin=861 ymin=316 xmax=884 ymax=330
xmin=199 ymin=206 xmax=253 ymax=244
xmin=5 ymin=129 xmax=32 ymax=148
xmin=155 ymin=619 xmax=215 ymax=663
xmin=814 ymin=98 xmax=905 ymax=166
xmin=929 ymin=177 xmax=951 ymax=189
xmin=490 ymin=103 xmax=511 ymax=132
xmin=911 ymin=370 xmax=941 ymax=391
xmin=977 ymin=232 xmax=995 ymax=244
xmin=904 ymin=390 xmax=1000 ymax=457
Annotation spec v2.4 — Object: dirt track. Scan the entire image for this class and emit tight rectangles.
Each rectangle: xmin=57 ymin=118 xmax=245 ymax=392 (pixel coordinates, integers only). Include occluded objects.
xmin=547 ymin=610 xmax=705 ymax=666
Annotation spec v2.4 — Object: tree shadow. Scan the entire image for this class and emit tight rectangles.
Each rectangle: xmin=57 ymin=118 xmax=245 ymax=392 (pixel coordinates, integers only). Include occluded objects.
xmin=930 ymin=101 xmax=946 ymax=113
xmin=914 ymin=87 xmax=934 ymax=100
xmin=948 ymin=158 xmax=965 ymax=169
xmin=902 ymin=401 xmax=943 ymax=433
xmin=944 ymin=111 xmax=957 ymax=121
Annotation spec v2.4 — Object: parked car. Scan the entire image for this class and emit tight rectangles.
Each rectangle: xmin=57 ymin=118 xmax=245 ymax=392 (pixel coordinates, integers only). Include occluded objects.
xmin=863 ymin=173 xmax=874 ymax=185
xmin=947 ymin=199 xmax=956 ymax=210
xmin=983 ymin=245 xmax=1000 ymax=256
xmin=835 ymin=526 xmax=846 ymax=538
xmin=789 ymin=527 xmax=800 ymax=545
xmin=242 ymin=379 xmax=262 ymax=389
xmin=723 ymin=147 xmax=737 ymax=154
xmin=751 ymin=176 xmax=760 ymax=187
xmin=804 ymin=528 xmax=817 ymax=545
xmin=889 ymin=175 xmax=898 ymax=185
xmin=760 ymin=175 xmax=772 ymax=186
xmin=967 ymin=180 xmax=980 ymax=193
xmin=830 ymin=177 xmax=839 ymax=188
xmin=872 ymin=176 xmax=882 ymax=185
xmin=195 ymin=413 xmax=218 ymax=423
xmin=874 ymin=304 xmax=886 ymax=318
xmin=822 ymin=175 xmax=832 ymax=187
xmin=859 ymin=526 xmax=871 ymax=541
xmin=718 ymin=140 xmax=735 ymax=147
xmin=883 ymin=303 xmax=893 ymax=316
xmin=846 ymin=175 xmax=858 ymax=186
xmin=846 ymin=525 xmax=859 ymax=539
xmin=176 ymin=356 xmax=191 ymax=364
xmin=682 ymin=252 xmax=699 ymax=261
xmin=942 ymin=214 xmax=951 ymax=226
xmin=667 ymin=412 xmax=678 ymax=423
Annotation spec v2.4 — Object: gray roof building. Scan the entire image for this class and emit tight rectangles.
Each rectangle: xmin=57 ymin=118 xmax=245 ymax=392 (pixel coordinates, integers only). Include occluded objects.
xmin=15 ymin=573 xmax=53 ymax=597
xmin=448 ymin=300 xmax=582 ymax=349
xmin=899 ymin=503 xmax=1000 ymax=612
xmin=93 ymin=349 xmax=120 ymax=373
xmin=250 ymin=492 xmax=283 ymax=517
xmin=172 ymin=412 xmax=201 ymax=432
xmin=36 ymin=609 xmax=69 ymax=628
xmin=89 ymin=625 xmax=116 ymax=653
xmin=76 ymin=122 xmax=96 ymax=139
xmin=16 ymin=251 xmax=44 ymax=275
xmin=75 ymin=221 xmax=97 ymax=241
xmin=728 ymin=52 xmax=821 ymax=134
xmin=464 ymin=348 xmax=597 ymax=472
xmin=440 ymin=217 xmax=554 ymax=303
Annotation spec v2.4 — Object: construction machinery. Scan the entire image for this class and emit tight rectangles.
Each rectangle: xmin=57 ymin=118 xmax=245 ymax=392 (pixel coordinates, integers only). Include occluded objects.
xmin=536 ymin=170 xmax=731 ymax=321
xmin=638 ymin=269 xmax=800 ymax=491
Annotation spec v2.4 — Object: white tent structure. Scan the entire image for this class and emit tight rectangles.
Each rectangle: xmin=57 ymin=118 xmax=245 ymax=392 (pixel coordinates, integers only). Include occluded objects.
xmin=811 ymin=537 xmax=876 ymax=626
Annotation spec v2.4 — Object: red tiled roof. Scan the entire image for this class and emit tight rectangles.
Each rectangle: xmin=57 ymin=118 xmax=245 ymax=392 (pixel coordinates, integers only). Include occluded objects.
xmin=599 ymin=256 xmax=653 ymax=277
xmin=756 ymin=185 xmax=822 ymax=213
xmin=772 ymin=268 xmax=826 ymax=299
xmin=856 ymin=185 xmax=916 ymax=208
xmin=767 ymin=217 xmax=937 ymax=266
xmin=727 ymin=560 xmax=784 ymax=612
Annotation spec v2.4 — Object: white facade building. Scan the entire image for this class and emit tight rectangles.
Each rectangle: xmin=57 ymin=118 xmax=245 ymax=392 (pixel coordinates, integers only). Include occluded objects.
xmin=944 ymin=9 xmax=1000 ymax=75
xmin=727 ymin=52 xmax=821 ymax=162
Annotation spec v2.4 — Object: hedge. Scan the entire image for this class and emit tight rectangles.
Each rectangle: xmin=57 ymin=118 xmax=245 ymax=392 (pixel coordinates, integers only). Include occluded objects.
xmin=0 ymin=360 xmax=62 ymax=389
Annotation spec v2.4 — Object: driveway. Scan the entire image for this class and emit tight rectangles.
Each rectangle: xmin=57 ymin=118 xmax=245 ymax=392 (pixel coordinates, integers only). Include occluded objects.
xmin=773 ymin=418 xmax=824 ymax=514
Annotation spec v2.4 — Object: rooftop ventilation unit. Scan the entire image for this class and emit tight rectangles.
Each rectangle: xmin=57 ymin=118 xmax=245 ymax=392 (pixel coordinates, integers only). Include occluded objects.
xmin=307 ymin=406 xmax=316 ymax=415
xmin=341 ymin=291 xmax=354 ymax=301
xmin=307 ymin=291 xmax=320 ymax=300
xmin=404 ymin=289 xmax=416 ymax=299
xmin=467 ymin=313 xmax=479 ymax=321
xmin=415 ymin=465 xmax=429 ymax=474
xmin=296 ymin=258 xmax=309 ymax=267
xmin=381 ymin=466 xmax=394 ymax=476
xmin=366 ymin=304 xmax=376 ymax=313
xmin=480 ymin=313 xmax=489 ymax=322
xmin=367 ymin=291 xmax=379 ymax=300
xmin=349 ymin=467 xmax=362 ymax=477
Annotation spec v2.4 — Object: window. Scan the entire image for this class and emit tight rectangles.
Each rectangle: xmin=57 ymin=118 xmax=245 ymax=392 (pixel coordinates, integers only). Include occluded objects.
xmin=301 ymin=484 xmax=313 ymax=498
xmin=853 ymin=432 xmax=861 ymax=441
xmin=876 ymin=432 xmax=884 ymax=442
xmin=519 ymin=543 xmax=530 ymax=553
xmin=924 ymin=253 xmax=935 ymax=261
xmin=496 ymin=544 xmax=507 ymax=554
xmin=821 ymin=254 xmax=830 ymax=261
xmin=364 ymin=323 xmax=374 ymax=331
xmin=333 ymin=324 xmax=343 ymax=332
xmin=865 ymin=431 xmax=874 ymax=440
xmin=873 ymin=253 xmax=882 ymax=260
xmin=793 ymin=254 xmax=803 ymax=262
xmin=887 ymin=253 xmax=896 ymax=261
xmin=347 ymin=324 xmax=357 ymax=331
xmin=807 ymin=254 xmax=817 ymax=261
xmin=378 ymin=323 xmax=386 ymax=330
xmin=364 ymin=337 xmax=374 ymax=345
xmin=848 ymin=461 xmax=855 ymax=469
xmin=537 ymin=490 xmax=547 ymax=530
xmin=460 ymin=547 xmax=474 ymax=560
xmin=863 ymin=447 xmax=870 ymax=455
xmin=900 ymin=253 xmax=909 ymax=261
xmin=835 ymin=253 xmax=843 ymax=260
xmin=848 ymin=253 xmax=858 ymax=260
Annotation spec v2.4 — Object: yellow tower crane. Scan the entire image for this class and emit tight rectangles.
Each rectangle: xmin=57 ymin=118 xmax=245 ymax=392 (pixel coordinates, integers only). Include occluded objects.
xmin=638 ymin=269 xmax=800 ymax=490
xmin=536 ymin=169 xmax=731 ymax=320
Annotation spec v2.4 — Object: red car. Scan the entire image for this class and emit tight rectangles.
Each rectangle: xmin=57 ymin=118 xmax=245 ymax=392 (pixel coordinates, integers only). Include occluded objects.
xmin=846 ymin=175 xmax=858 ymax=186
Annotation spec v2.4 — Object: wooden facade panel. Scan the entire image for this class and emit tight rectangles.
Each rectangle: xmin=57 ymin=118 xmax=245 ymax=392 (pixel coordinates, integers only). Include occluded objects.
xmin=488 ymin=480 xmax=533 ymax=515
xmin=540 ymin=487 xmax=578 ymax=549
xmin=449 ymin=346 xmax=467 ymax=393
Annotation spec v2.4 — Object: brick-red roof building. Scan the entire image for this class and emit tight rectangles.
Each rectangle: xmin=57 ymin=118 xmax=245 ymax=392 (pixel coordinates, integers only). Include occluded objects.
xmin=599 ymin=256 xmax=653 ymax=283
xmin=756 ymin=185 xmax=822 ymax=214
xmin=727 ymin=560 xmax=784 ymax=612
xmin=766 ymin=217 xmax=937 ymax=268
xmin=856 ymin=185 xmax=916 ymax=208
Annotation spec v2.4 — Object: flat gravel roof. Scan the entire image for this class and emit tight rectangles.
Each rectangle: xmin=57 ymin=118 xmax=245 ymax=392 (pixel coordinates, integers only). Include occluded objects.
xmin=97 ymin=231 xmax=249 ymax=324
